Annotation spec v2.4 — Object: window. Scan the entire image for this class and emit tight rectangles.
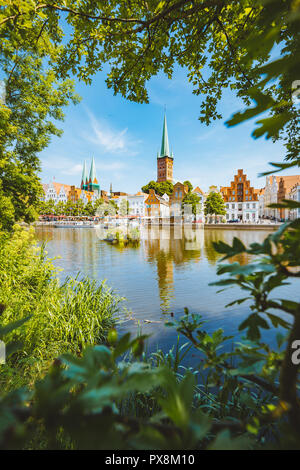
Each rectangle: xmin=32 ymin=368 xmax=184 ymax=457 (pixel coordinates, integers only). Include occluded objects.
xmin=246 ymin=203 xmax=249 ymax=209
xmin=232 ymin=204 xmax=235 ymax=209
xmin=249 ymin=196 xmax=252 ymax=201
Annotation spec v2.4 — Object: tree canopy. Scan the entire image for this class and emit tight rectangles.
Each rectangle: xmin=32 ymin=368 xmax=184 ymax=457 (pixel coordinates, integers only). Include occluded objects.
xmin=1 ymin=0 xmax=299 ymax=230
xmin=183 ymin=180 xmax=193 ymax=193
xmin=204 ymin=191 xmax=226 ymax=216
xmin=182 ymin=192 xmax=201 ymax=215
xmin=1 ymin=0 xmax=298 ymax=164
xmin=142 ymin=180 xmax=174 ymax=196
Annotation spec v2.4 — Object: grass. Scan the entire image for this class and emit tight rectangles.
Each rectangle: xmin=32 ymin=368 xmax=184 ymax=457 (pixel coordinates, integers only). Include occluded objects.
xmin=0 ymin=225 xmax=122 ymax=390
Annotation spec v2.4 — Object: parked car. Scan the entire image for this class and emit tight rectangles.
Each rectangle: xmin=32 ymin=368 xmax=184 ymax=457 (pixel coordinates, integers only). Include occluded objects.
xmin=228 ymin=219 xmax=239 ymax=223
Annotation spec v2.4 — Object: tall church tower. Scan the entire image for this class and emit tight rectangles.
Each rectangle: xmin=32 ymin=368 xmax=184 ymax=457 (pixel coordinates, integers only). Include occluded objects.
xmin=81 ymin=160 xmax=88 ymax=190
xmin=88 ymin=157 xmax=100 ymax=195
xmin=157 ymin=113 xmax=174 ymax=183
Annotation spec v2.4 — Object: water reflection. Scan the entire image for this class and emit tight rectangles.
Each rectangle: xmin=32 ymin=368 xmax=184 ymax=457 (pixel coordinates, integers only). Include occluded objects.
xmin=35 ymin=226 xmax=274 ymax=327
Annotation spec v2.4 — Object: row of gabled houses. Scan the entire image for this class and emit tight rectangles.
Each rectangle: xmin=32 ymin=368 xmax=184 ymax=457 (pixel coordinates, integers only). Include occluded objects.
xmin=41 ymin=169 xmax=300 ymax=222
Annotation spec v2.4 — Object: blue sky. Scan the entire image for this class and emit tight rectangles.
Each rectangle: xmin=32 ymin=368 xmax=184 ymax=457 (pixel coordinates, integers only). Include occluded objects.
xmin=40 ymin=65 xmax=297 ymax=194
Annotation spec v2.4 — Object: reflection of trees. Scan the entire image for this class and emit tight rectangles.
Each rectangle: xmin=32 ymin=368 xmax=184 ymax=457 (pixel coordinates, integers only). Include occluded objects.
xmin=203 ymin=228 xmax=271 ymax=266
xmin=35 ymin=227 xmax=100 ymax=278
xmin=144 ymin=226 xmax=202 ymax=314
xmin=203 ymin=229 xmax=225 ymax=266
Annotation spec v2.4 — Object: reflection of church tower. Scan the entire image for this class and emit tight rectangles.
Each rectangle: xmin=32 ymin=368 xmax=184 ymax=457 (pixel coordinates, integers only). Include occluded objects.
xmin=157 ymin=113 xmax=174 ymax=183
xmin=144 ymin=232 xmax=175 ymax=315
xmin=156 ymin=252 xmax=174 ymax=315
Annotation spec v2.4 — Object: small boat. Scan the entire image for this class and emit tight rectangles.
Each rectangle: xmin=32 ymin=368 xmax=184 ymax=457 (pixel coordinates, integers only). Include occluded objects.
xmin=54 ymin=221 xmax=100 ymax=228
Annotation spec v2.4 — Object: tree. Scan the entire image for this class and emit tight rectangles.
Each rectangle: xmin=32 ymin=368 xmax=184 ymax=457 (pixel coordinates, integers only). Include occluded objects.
xmin=183 ymin=181 xmax=193 ymax=193
xmin=204 ymin=192 xmax=226 ymax=216
xmin=182 ymin=192 xmax=201 ymax=216
xmin=55 ymin=201 xmax=66 ymax=216
xmin=141 ymin=181 xmax=158 ymax=194
xmin=119 ymin=199 xmax=129 ymax=216
xmin=142 ymin=181 xmax=174 ymax=196
xmin=1 ymin=1 xmax=298 ymax=163
xmin=0 ymin=3 xmax=79 ymax=229
xmin=84 ymin=201 xmax=95 ymax=216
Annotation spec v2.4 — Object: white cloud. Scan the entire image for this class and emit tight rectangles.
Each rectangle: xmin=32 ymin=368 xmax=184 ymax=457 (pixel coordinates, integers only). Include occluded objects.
xmin=83 ymin=109 xmax=141 ymax=155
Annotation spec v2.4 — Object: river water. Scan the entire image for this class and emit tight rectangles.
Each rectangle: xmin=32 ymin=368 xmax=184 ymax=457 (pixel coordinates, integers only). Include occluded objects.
xmin=35 ymin=226 xmax=297 ymax=361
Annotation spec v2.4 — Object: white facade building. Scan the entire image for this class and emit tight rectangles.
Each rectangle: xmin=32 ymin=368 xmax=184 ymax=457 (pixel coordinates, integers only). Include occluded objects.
xmin=264 ymin=176 xmax=279 ymax=218
xmin=113 ymin=193 xmax=148 ymax=217
xmin=288 ymin=184 xmax=300 ymax=220
xmin=257 ymin=188 xmax=265 ymax=219
xmin=42 ymin=182 xmax=71 ymax=203
xmin=225 ymin=201 xmax=259 ymax=222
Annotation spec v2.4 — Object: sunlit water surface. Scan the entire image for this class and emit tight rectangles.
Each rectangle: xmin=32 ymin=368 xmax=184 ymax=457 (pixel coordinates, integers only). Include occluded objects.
xmin=35 ymin=226 xmax=299 ymax=365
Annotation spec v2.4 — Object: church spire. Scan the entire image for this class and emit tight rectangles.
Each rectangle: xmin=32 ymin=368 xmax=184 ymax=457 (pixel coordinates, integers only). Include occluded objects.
xmin=89 ymin=156 xmax=97 ymax=184
xmin=81 ymin=160 xmax=88 ymax=189
xmin=88 ymin=157 xmax=100 ymax=195
xmin=160 ymin=113 xmax=170 ymax=158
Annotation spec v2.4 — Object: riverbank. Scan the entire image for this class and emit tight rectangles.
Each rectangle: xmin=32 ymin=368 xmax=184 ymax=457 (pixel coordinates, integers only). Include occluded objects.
xmin=0 ymin=227 xmax=121 ymax=391
xmin=204 ymin=223 xmax=279 ymax=230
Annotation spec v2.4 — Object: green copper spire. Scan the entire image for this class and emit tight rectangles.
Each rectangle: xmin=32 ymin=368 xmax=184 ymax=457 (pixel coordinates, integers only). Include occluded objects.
xmin=160 ymin=113 xmax=170 ymax=158
xmin=89 ymin=157 xmax=97 ymax=183
xmin=88 ymin=157 xmax=100 ymax=194
xmin=81 ymin=160 xmax=88 ymax=189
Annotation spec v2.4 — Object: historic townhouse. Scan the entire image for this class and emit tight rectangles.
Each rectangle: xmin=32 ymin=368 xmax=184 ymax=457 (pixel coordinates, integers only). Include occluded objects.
xmin=264 ymin=176 xmax=281 ymax=218
xmin=288 ymin=183 xmax=300 ymax=220
xmin=257 ymin=188 xmax=265 ymax=219
xmin=169 ymin=182 xmax=189 ymax=216
xmin=68 ymin=186 xmax=98 ymax=204
xmin=192 ymin=186 xmax=205 ymax=219
xmin=220 ymin=169 xmax=259 ymax=222
xmin=113 ymin=192 xmax=148 ymax=217
xmin=42 ymin=182 xmax=71 ymax=203
xmin=278 ymin=175 xmax=300 ymax=220
xmin=145 ymin=189 xmax=170 ymax=217
xmin=157 ymin=113 xmax=174 ymax=183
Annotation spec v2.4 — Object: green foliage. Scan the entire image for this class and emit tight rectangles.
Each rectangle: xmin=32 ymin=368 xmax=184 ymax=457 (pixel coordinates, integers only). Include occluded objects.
xmin=211 ymin=211 xmax=300 ymax=431
xmin=204 ymin=192 xmax=226 ymax=216
xmin=182 ymin=192 xmax=201 ymax=216
xmin=119 ymin=199 xmax=129 ymax=216
xmin=0 ymin=227 xmax=121 ymax=390
xmin=0 ymin=327 xmax=255 ymax=450
xmin=183 ymin=180 xmax=193 ymax=193
xmin=0 ymin=3 xmax=80 ymax=229
xmin=142 ymin=181 xmax=174 ymax=196
xmin=39 ymin=198 xmax=105 ymax=217
xmin=1 ymin=0 xmax=298 ymax=161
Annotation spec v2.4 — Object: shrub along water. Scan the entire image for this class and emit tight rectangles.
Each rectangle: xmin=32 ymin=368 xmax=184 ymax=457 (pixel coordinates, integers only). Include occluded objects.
xmin=0 ymin=226 xmax=121 ymax=390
